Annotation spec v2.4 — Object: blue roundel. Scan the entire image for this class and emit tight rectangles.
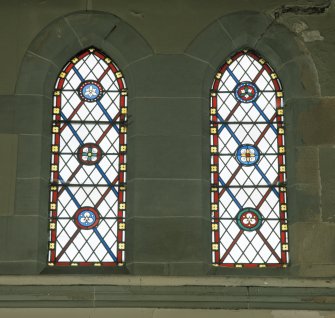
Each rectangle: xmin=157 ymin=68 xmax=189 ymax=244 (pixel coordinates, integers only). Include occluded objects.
xmin=236 ymin=145 xmax=260 ymax=166
xmin=79 ymin=81 xmax=103 ymax=102
xmin=77 ymin=210 xmax=96 ymax=227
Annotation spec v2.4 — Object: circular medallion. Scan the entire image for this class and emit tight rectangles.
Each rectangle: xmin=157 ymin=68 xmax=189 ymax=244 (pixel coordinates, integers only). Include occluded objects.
xmin=77 ymin=143 xmax=102 ymax=165
xmin=236 ymin=208 xmax=263 ymax=231
xmin=234 ymin=82 xmax=259 ymax=103
xmin=78 ymin=81 xmax=103 ymax=102
xmin=74 ymin=207 xmax=100 ymax=230
xmin=235 ymin=144 xmax=260 ymax=166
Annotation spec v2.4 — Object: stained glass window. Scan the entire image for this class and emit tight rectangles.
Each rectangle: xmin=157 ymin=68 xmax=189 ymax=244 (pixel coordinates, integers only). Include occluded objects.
xmin=48 ymin=47 xmax=127 ymax=266
xmin=210 ymin=49 xmax=288 ymax=268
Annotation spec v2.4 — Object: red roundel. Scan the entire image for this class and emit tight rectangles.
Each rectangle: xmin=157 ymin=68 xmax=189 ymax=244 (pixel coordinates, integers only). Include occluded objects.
xmin=234 ymin=82 xmax=259 ymax=103
xmin=77 ymin=143 xmax=102 ymax=165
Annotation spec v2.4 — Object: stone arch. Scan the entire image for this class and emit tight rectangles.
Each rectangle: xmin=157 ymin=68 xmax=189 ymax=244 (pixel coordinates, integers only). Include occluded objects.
xmin=16 ymin=10 xmax=153 ymax=97
xmin=186 ymin=10 xmax=320 ymax=99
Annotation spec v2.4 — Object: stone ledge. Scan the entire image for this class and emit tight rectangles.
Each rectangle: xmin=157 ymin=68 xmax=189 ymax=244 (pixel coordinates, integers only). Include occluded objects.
xmin=0 ymin=308 xmax=334 ymax=318
xmin=0 ymin=275 xmax=334 ymax=287
xmin=0 ymin=280 xmax=334 ymax=310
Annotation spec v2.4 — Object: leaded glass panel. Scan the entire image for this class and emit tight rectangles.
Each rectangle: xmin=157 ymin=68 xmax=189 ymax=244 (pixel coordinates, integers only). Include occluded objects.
xmin=210 ymin=49 xmax=288 ymax=268
xmin=48 ymin=48 xmax=127 ymax=266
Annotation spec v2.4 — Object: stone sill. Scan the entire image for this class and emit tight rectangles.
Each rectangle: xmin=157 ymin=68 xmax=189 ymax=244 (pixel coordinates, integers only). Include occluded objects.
xmin=0 ymin=276 xmax=334 ymax=310
xmin=0 ymin=275 xmax=334 ymax=288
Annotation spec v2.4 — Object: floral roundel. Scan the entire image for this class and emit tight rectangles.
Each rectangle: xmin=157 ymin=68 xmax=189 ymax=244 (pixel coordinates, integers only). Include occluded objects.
xmin=77 ymin=143 xmax=103 ymax=165
xmin=74 ymin=207 xmax=100 ymax=230
xmin=234 ymin=82 xmax=259 ymax=103
xmin=236 ymin=208 xmax=263 ymax=231
xmin=235 ymin=144 xmax=260 ymax=166
xmin=78 ymin=80 xmax=104 ymax=102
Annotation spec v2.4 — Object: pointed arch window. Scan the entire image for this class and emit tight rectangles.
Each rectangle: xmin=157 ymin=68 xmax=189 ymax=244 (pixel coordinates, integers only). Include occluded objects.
xmin=210 ymin=49 xmax=288 ymax=268
xmin=48 ymin=47 xmax=127 ymax=266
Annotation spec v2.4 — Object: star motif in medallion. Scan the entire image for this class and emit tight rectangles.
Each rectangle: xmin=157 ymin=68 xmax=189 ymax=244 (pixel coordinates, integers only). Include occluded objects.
xmin=84 ymin=85 xmax=98 ymax=98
